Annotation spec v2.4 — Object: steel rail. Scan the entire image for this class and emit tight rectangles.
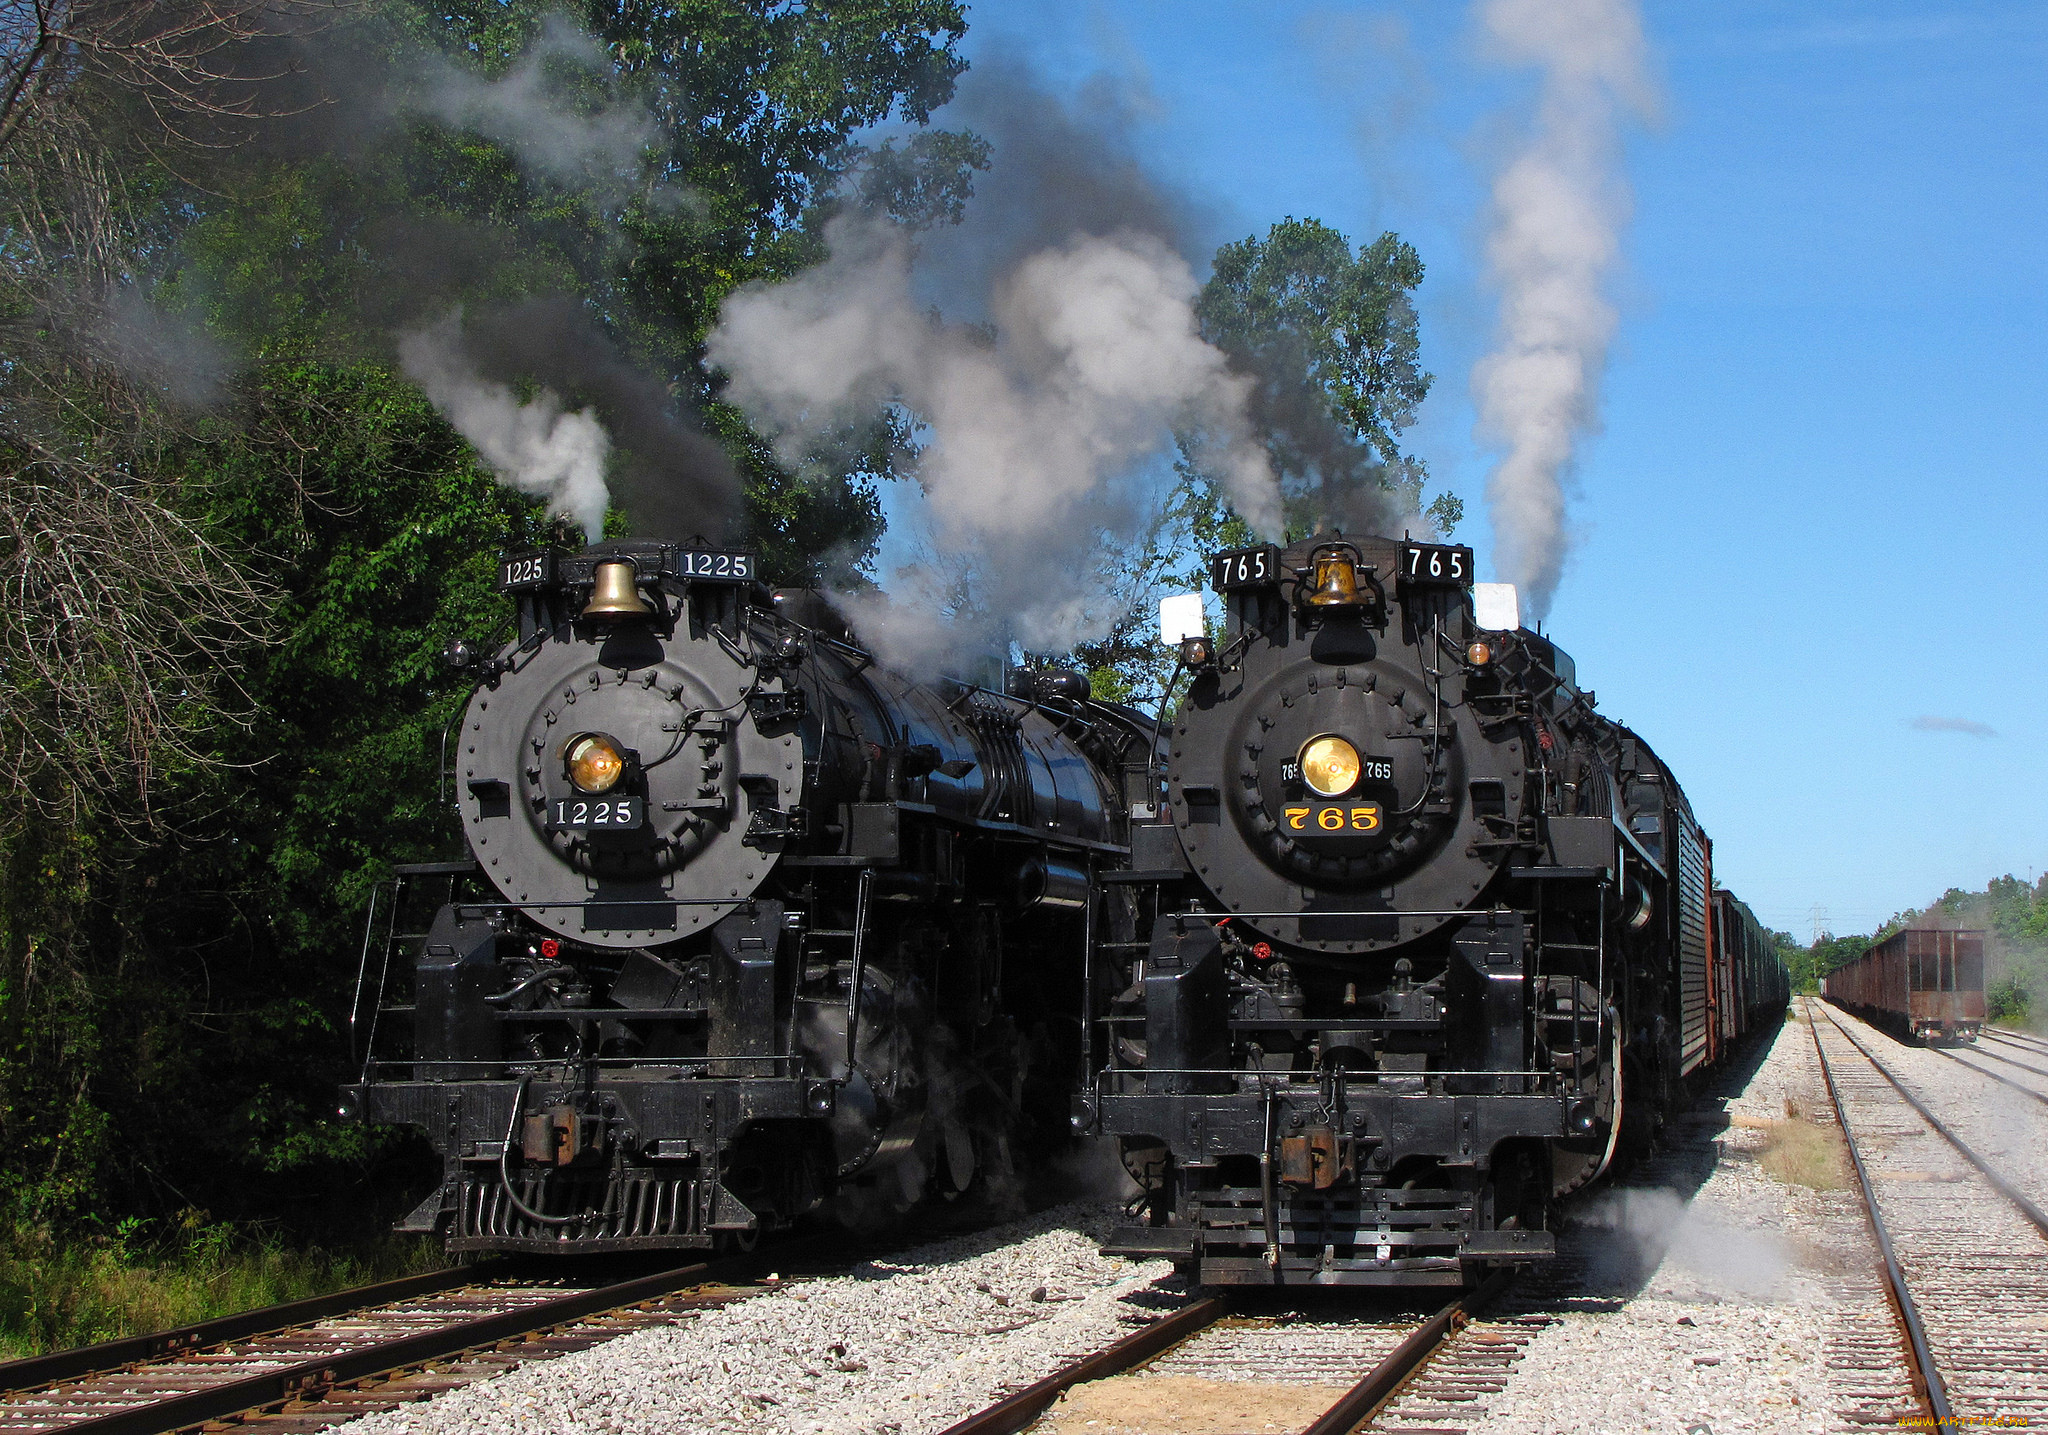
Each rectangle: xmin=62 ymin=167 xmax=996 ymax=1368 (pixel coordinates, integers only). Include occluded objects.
xmin=1928 ymin=1046 xmax=2048 ymax=1110
xmin=1816 ymin=1004 xmax=2048 ymax=1238
xmin=1803 ymin=998 xmax=1951 ymax=1428
xmin=1982 ymin=1027 xmax=2048 ymax=1053
xmin=1300 ymin=1267 xmax=1512 ymax=1435
xmin=14 ymin=1260 xmax=722 ymax=1435
xmin=0 ymin=1264 xmax=489 ymax=1396
xmin=934 ymin=1297 xmax=1227 ymax=1435
xmin=1946 ymin=1040 xmax=2048 ymax=1084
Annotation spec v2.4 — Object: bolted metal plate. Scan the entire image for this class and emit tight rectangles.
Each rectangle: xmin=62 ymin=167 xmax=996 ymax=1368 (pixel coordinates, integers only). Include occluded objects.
xmin=1172 ymin=652 xmax=1522 ymax=957
xmin=458 ymin=622 xmax=802 ymax=948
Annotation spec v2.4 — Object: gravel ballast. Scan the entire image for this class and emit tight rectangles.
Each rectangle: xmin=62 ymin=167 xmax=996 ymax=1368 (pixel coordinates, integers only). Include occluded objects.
xmin=336 ymin=1209 xmax=1177 ymax=1435
xmin=1425 ymin=1009 xmax=1920 ymax=1435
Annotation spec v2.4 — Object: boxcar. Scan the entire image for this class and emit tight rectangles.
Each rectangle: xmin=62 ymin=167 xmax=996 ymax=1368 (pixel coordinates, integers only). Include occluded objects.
xmin=1823 ymin=928 xmax=1985 ymax=1043
xmin=1711 ymin=891 xmax=1784 ymax=1057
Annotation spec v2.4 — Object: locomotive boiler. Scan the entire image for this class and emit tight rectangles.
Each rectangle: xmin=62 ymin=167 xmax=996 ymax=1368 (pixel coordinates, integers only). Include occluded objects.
xmin=344 ymin=540 xmax=1158 ymax=1252
xmin=1089 ymin=531 xmax=1788 ymax=1286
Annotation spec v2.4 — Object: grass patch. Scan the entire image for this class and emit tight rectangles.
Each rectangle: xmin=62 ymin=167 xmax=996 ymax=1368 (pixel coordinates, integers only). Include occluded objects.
xmin=1757 ymin=1098 xmax=1850 ymax=1190
xmin=0 ymin=1213 xmax=444 ymax=1360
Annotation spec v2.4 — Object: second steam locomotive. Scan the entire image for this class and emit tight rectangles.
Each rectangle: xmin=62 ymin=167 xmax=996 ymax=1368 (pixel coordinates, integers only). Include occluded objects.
xmin=1092 ymin=533 xmax=1787 ymax=1285
xmin=348 ymin=530 xmax=1785 ymax=1282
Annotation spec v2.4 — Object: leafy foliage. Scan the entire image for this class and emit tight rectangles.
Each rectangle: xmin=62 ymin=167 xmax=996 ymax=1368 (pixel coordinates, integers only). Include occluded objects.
xmin=1195 ymin=217 xmax=1451 ymax=536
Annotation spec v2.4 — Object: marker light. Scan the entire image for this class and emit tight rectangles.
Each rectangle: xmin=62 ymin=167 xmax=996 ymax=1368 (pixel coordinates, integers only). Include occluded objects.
xmin=566 ymin=734 xmax=626 ymax=793
xmin=1299 ymin=735 xmax=1362 ymax=797
xmin=1466 ymin=640 xmax=1492 ymax=666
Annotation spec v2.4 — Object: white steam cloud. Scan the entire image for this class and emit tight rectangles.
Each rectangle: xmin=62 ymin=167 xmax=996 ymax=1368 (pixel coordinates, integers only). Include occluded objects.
xmin=1472 ymin=0 xmax=1657 ymax=616
xmin=410 ymin=18 xmax=668 ymax=208
xmin=707 ymin=216 xmax=1280 ymax=671
xmin=399 ymin=317 xmax=612 ymax=541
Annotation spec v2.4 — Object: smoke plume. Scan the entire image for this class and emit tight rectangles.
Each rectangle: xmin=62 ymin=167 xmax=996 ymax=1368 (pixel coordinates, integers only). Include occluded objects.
xmin=406 ymin=16 xmax=669 ymax=210
xmin=1471 ymin=0 xmax=1657 ymax=616
xmin=706 ymin=65 xmax=1280 ymax=673
xmin=398 ymin=317 xmax=612 ymax=541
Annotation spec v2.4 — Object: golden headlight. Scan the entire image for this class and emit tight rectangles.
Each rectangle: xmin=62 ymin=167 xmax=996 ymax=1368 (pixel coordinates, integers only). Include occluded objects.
xmin=566 ymin=734 xmax=626 ymax=793
xmin=1299 ymin=735 xmax=1362 ymax=798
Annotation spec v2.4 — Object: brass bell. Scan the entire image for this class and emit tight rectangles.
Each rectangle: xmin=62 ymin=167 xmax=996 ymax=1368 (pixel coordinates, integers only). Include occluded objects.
xmin=1306 ymin=551 xmax=1363 ymax=607
xmin=581 ymin=559 xmax=652 ymax=619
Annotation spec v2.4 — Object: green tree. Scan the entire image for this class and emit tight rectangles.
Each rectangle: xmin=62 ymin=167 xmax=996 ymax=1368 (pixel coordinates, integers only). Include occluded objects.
xmin=1075 ymin=218 xmax=1451 ymax=706
xmin=1194 ymin=217 xmax=1455 ymax=537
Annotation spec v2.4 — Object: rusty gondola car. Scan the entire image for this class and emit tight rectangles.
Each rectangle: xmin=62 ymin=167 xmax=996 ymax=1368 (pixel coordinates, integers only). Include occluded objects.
xmin=1824 ymin=928 xmax=1985 ymax=1044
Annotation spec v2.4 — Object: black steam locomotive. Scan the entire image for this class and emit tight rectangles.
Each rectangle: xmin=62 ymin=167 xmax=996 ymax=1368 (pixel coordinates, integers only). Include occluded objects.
xmin=1087 ymin=532 xmax=1788 ymax=1286
xmin=344 ymin=540 xmax=1159 ymax=1252
xmin=348 ymin=529 xmax=1784 ymax=1276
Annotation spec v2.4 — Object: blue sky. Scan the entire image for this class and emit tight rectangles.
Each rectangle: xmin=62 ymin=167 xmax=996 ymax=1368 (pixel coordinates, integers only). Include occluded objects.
xmin=944 ymin=1 xmax=2048 ymax=938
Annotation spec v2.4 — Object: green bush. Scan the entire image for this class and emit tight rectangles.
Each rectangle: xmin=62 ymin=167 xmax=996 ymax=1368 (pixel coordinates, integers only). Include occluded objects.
xmin=0 ymin=1214 xmax=441 ymax=1359
xmin=1988 ymin=976 xmax=2031 ymax=1027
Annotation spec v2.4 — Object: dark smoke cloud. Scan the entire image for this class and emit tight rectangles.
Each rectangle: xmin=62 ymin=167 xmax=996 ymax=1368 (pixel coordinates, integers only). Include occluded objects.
xmin=460 ymin=299 xmax=742 ymax=540
xmin=909 ymin=58 xmax=1202 ymax=307
xmin=1225 ymin=328 xmax=1421 ymax=540
xmin=143 ymin=15 xmax=737 ymax=538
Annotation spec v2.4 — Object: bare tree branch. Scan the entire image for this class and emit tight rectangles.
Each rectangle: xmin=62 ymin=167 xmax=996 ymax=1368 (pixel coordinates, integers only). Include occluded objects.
xmin=0 ymin=3 xmax=358 ymax=837
xmin=0 ymin=1 xmax=338 ymax=160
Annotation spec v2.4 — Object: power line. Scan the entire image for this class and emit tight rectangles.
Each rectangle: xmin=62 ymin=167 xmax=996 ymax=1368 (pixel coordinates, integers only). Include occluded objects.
xmin=1810 ymin=904 xmax=1827 ymax=944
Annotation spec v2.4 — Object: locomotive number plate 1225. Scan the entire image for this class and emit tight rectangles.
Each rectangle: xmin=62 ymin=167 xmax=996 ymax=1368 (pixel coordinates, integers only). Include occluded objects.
xmin=548 ymin=796 xmax=643 ymax=830
xmin=667 ymin=550 xmax=754 ymax=582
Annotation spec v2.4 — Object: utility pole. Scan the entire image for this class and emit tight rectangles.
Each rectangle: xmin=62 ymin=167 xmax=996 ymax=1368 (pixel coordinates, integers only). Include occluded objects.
xmin=1809 ymin=904 xmax=1827 ymax=945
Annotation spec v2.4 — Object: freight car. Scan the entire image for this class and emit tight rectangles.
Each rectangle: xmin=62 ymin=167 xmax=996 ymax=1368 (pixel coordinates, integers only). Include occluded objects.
xmin=1711 ymin=891 xmax=1790 ymax=1062
xmin=343 ymin=540 xmax=1161 ymax=1253
xmin=1823 ymin=928 xmax=1985 ymax=1044
xmin=1089 ymin=531 xmax=1789 ymax=1287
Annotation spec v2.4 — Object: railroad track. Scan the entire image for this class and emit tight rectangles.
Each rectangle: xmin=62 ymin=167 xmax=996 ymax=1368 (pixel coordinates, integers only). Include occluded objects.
xmin=1927 ymin=1038 xmax=2048 ymax=1109
xmin=1804 ymin=997 xmax=2048 ymax=1428
xmin=936 ymin=1270 xmax=1523 ymax=1435
xmin=0 ymin=1246 xmax=811 ymax=1435
xmin=1983 ymin=1026 xmax=2048 ymax=1057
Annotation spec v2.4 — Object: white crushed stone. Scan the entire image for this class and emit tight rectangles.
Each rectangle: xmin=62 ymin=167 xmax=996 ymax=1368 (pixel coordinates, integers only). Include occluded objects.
xmin=334 ymin=1206 xmax=1176 ymax=1435
xmin=1457 ymin=1011 xmax=1893 ymax=1435
xmin=1838 ymin=1017 xmax=2048 ymax=1213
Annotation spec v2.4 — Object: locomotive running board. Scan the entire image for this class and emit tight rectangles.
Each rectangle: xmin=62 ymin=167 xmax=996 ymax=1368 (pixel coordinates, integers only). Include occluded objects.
xmin=1100 ymin=1225 xmax=1197 ymax=1259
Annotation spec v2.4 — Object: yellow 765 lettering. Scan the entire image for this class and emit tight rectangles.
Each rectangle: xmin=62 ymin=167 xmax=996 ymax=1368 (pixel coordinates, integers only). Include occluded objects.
xmin=1351 ymin=807 xmax=1381 ymax=831
xmin=1285 ymin=807 xmax=1310 ymax=830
